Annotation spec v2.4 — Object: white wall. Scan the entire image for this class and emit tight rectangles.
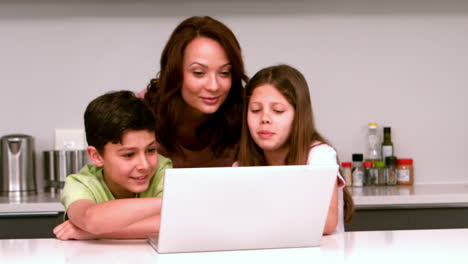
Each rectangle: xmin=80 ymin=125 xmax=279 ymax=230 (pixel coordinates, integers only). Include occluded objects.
xmin=1 ymin=0 xmax=467 ymax=188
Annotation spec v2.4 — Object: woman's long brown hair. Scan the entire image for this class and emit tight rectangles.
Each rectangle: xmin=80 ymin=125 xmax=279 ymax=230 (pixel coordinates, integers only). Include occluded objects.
xmin=144 ymin=16 xmax=248 ymax=156
xmin=238 ymin=64 xmax=354 ymax=222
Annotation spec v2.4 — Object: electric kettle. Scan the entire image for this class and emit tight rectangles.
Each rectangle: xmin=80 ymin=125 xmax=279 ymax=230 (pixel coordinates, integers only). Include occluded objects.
xmin=0 ymin=134 xmax=37 ymax=196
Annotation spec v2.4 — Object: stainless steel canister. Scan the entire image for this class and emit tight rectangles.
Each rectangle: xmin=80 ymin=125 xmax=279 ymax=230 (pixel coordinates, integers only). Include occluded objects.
xmin=52 ymin=150 xmax=88 ymax=191
xmin=1 ymin=134 xmax=37 ymax=196
xmin=43 ymin=150 xmax=56 ymax=192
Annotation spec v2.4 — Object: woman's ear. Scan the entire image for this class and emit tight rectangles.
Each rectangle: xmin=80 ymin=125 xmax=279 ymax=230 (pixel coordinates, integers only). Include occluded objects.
xmin=87 ymin=146 xmax=104 ymax=167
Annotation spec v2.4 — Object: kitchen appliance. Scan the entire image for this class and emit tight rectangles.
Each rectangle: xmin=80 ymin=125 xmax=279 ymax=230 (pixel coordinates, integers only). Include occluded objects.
xmin=1 ymin=134 xmax=37 ymax=196
xmin=43 ymin=149 xmax=88 ymax=192
xmin=43 ymin=150 xmax=56 ymax=192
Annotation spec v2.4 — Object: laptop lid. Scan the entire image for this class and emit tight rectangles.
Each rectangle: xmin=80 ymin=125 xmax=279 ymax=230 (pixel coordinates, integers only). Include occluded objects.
xmin=150 ymin=165 xmax=338 ymax=253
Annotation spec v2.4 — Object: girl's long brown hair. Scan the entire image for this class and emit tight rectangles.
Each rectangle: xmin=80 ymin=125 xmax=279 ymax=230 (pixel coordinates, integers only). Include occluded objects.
xmin=238 ymin=64 xmax=354 ymax=223
xmin=144 ymin=16 xmax=248 ymax=156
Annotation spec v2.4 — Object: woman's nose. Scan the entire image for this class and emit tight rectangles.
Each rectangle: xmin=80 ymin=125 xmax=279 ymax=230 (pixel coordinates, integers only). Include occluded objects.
xmin=205 ymin=74 xmax=220 ymax=92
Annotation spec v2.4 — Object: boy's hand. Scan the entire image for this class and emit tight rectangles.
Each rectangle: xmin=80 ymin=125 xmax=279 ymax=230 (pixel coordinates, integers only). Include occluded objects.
xmin=53 ymin=220 xmax=98 ymax=240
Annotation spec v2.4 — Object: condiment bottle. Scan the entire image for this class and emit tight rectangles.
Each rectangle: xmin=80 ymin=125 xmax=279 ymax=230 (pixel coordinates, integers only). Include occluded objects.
xmin=367 ymin=123 xmax=381 ymax=161
xmin=374 ymin=160 xmax=386 ymax=185
xmin=363 ymin=161 xmax=374 ymax=186
xmin=381 ymin=127 xmax=394 ymax=161
xmin=385 ymin=156 xmax=398 ymax=185
xmin=397 ymin=158 xmax=414 ymax=185
xmin=341 ymin=162 xmax=353 ymax=187
xmin=352 ymin=154 xmax=364 ymax=187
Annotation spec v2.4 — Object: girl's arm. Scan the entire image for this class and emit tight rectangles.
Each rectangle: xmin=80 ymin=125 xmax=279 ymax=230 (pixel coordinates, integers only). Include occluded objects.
xmin=307 ymin=144 xmax=342 ymax=234
xmin=65 ymin=197 xmax=162 ymax=235
xmin=323 ymin=182 xmax=339 ymax=235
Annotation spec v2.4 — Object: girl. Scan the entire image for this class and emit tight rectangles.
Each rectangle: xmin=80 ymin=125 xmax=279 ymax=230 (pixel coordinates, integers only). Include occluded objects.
xmin=141 ymin=16 xmax=248 ymax=168
xmin=237 ymin=64 xmax=354 ymax=234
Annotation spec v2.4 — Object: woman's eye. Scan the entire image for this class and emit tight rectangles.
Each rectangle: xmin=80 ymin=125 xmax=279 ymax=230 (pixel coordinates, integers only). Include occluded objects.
xmin=193 ymin=71 xmax=204 ymax=77
xmin=250 ymin=109 xmax=261 ymax=113
xmin=274 ymin=110 xmax=285 ymax=114
xmin=147 ymin=148 xmax=157 ymax=154
xmin=220 ymin=71 xmax=231 ymax=77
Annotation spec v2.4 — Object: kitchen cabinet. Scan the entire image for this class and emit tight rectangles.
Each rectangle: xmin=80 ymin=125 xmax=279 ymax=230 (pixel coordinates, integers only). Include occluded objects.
xmin=345 ymin=206 xmax=468 ymax=231
xmin=0 ymin=192 xmax=64 ymax=239
xmin=347 ymin=184 xmax=468 ymax=231
xmin=0 ymin=212 xmax=64 ymax=239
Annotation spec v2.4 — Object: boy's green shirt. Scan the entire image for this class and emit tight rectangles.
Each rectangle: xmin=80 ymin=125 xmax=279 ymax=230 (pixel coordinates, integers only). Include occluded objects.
xmin=61 ymin=154 xmax=172 ymax=218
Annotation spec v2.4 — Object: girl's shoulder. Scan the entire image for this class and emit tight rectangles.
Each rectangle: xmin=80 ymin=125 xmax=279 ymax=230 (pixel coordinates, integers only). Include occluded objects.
xmin=307 ymin=142 xmax=337 ymax=165
xmin=308 ymin=142 xmax=345 ymax=187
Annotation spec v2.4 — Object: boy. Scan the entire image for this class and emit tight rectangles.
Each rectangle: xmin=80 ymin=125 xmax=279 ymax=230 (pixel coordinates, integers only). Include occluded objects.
xmin=53 ymin=90 xmax=172 ymax=240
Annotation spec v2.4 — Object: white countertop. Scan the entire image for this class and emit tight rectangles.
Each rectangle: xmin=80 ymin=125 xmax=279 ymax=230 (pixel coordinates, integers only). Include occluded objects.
xmin=1 ymin=184 xmax=468 ymax=213
xmin=2 ymin=229 xmax=468 ymax=263
xmin=0 ymin=192 xmax=64 ymax=214
xmin=351 ymin=184 xmax=468 ymax=209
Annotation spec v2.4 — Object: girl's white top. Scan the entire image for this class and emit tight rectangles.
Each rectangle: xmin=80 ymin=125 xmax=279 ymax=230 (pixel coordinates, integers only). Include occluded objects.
xmin=307 ymin=144 xmax=345 ymax=233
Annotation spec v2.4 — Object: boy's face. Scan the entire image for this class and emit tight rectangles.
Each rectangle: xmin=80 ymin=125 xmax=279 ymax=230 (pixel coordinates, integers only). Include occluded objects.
xmin=98 ymin=130 xmax=158 ymax=199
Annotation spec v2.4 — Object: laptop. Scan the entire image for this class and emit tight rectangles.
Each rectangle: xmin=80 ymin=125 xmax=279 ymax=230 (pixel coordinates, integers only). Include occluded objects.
xmin=147 ymin=165 xmax=338 ymax=254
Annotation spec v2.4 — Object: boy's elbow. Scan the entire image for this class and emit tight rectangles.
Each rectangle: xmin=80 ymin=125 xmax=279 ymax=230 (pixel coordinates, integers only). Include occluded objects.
xmin=80 ymin=213 xmax=108 ymax=235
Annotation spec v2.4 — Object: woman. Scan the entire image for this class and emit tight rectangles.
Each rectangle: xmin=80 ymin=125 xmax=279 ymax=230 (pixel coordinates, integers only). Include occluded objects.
xmin=141 ymin=16 xmax=248 ymax=168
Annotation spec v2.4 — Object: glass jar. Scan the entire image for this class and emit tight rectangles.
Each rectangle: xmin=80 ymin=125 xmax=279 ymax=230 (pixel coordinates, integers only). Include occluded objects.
xmin=385 ymin=156 xmax=398 ymax=185
xmin=352 ymin=154 xmax=364 ymax=187
xmin=374 ymin=160 xmax=386 ymax=185
xmin=367 ymin=122 xmax=381 ymax=161
xmin=363 ymin=161 xmax=374 ymax=186
xmin=397 ymin=159 xmax=414 ymax=185
xmin=341 ymin=162 xmax=353 ymax=187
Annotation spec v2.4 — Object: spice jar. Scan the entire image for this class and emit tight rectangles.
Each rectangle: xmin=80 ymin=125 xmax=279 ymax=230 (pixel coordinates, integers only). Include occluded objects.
xmin=374 ymin=160 xmax=386 ymax=185
xmin=363 ymin=161 xmax=374 ymax=186
xmin=397 ymin=158 xmax=414 ymax=185
xmin=352 ymin=154 xmax=364 ymax=187
xmin=341 ymin=162 xmax=353 ymax=187
xmin=385 ymin=156 xmax=398 ymax=185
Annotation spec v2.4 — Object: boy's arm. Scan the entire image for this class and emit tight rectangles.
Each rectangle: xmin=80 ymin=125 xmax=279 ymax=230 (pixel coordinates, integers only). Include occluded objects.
xmin=98 ymin=214 xmax=160 ymax=238
xmin=66 ymin=197 xmax=162 ymax=235
xmin=54 ymin=215 xmax=160 ymax=240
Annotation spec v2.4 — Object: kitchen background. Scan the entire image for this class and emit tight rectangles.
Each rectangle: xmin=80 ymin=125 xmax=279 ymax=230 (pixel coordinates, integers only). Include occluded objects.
xmin=0 ymin=0 xmax=467 ymax=190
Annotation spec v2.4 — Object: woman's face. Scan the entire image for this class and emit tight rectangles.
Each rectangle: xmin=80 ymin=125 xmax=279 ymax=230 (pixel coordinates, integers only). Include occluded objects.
xmin=247 ymin=84 xmax=295 ymax=152
xmin=181 ymin=37 xmax=232 ymax=116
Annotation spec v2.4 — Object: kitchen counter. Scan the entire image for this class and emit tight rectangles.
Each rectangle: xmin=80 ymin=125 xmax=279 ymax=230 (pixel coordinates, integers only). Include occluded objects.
xmin=350 ymin=184 xmax=468 ymax=209
xmin=0 ymin=192 xmax=64 ymax=214
xmin=2 ymin=184 xmax=468 ymax=214
xmin=2 ymin=228 xmax=468 ymax=263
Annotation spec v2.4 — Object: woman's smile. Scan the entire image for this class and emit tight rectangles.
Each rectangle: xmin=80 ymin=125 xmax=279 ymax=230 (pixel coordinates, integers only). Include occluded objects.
xmin=200 ymin=96 xmax=220 ymax=105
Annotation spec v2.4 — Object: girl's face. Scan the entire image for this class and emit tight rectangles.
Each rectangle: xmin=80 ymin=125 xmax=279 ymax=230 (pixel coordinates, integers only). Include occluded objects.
xmin=247 ymin=83 xmax=295 ymax=152
xmin=181 ymin=37 xmax=232 ymax=116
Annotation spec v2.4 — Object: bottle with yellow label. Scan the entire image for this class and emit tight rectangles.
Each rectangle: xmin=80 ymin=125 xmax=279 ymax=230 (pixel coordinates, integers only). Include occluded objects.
xmin=366 ymin=123 xmax=381 ymax=161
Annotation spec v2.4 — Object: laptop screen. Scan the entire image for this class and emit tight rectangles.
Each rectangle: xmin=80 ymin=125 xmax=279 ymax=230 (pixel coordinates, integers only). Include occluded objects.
xmin=151 ymin=165 xmax=338 ymax=253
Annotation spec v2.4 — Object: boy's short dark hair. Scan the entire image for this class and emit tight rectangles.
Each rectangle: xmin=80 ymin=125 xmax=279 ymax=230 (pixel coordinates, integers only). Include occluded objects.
xmin=84 ymin=90 xmax=156 ymax=154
